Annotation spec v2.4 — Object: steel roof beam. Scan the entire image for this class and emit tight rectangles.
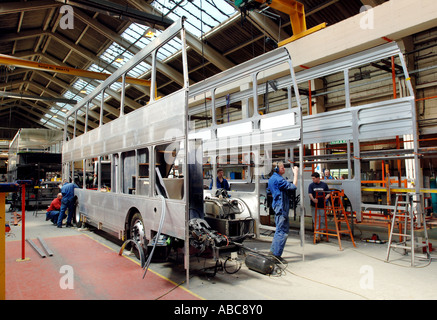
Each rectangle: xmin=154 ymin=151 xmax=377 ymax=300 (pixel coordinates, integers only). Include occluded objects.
xmin=0 ymin=1 xmax=59 ymax=15
xmin=57 ymin=0 xmax=172 ymax=29
xmin=127 ymin=0 xmax=235 ymax=71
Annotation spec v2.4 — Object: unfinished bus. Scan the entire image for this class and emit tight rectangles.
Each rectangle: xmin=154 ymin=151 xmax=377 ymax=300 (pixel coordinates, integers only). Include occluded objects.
xmin=62 ymin=18 xmax=307 ymax=267
xmin=62 ymin=20 xmax=196 ymax=260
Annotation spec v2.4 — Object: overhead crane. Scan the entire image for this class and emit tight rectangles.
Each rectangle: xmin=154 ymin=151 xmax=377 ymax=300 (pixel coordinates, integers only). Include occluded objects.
xmin=0 ymin=54 xmax=151 ymax=87
xmin=235 ymin=0 xmax=326 ymax=46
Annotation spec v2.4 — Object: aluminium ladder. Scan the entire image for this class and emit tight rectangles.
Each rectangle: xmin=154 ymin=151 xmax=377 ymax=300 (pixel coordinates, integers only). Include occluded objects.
xmin=386 ymin=193 xmax=430 ymax=266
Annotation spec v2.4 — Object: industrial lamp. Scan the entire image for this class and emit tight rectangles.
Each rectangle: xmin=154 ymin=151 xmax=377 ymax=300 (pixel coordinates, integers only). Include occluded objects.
xmin=144 ymin=28 xmax=155 ymax=38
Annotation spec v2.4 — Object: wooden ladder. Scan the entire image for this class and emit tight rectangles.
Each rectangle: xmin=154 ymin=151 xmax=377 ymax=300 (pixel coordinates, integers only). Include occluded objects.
xmin=314 ymin=190 xmax=356 ymax=251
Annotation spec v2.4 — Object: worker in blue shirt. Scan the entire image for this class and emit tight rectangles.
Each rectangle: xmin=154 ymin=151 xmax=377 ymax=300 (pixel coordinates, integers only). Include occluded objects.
xmin=323 ymin=168 xmax=334 ymax=180
xmin=57 ymin=180 xmax=79 ymax=228
xmin=209 ymin=168 xmax=230 ymax=191
xmin=268 ymin=162 xmax=299 ymax=263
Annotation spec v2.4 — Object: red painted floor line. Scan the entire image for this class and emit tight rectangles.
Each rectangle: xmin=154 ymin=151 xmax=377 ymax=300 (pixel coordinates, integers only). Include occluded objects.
xmin=5 ymin=234 xmax=200 ymax=300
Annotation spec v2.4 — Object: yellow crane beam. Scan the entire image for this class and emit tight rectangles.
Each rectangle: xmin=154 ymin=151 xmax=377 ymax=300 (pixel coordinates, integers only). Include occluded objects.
xmin=0 ymin=54 xmax=150 ymax=87
xmin=238 ymin=0 xmax=326 ymax=46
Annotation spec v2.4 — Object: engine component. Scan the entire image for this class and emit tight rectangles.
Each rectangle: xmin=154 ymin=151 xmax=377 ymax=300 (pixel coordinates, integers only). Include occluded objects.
xmin=245 ymin=253 xmax=275 ymax=275
xmin=189 ymin=218 xmax=229 ymax=253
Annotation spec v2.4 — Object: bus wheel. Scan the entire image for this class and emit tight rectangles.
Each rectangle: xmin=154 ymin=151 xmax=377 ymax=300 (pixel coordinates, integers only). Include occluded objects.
xmin=130 ymin=213 xmax=146 ymax=259
xmin=74 ymin=205 xmax=83 ymax=228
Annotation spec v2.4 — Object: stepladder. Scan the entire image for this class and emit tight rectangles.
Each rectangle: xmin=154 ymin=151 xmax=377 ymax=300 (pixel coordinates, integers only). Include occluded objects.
xmin=386 ymin=193 xmax=430 ymax=266
xmin=314 ymin=190 xmax=356 ymax=251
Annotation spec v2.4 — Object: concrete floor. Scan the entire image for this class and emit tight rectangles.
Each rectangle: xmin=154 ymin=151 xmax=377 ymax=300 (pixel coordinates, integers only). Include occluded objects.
xmin=5 ymin=207 xmax=437 ymax=301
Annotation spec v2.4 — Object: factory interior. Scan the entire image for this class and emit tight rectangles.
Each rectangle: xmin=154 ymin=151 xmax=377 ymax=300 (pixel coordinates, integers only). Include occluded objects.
xmin=1 ymin=0 xmax=437 ymax=306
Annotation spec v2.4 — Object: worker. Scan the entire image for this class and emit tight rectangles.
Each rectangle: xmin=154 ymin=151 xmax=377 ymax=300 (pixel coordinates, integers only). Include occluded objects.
xmin=268 ymin=161 xmax=299 ymax=263
xmin=308 ymin=172 xmax=331 ymax=242
xmin=57 ymin=180 xmax=79 ymax=228
xmin=323 ymin=168 xmax=334 ymax=179
xmin=46 ymin=193 xmax=62 ymax=224
xmin=209 ymin=168 xmax=230 ymax=191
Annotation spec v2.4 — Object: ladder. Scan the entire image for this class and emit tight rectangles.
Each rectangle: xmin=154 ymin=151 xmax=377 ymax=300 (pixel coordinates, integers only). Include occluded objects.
xmin=314 ymin=190 xmax=356 ymax=251
xmin=386 ymin=193 xmax=430 ymax=266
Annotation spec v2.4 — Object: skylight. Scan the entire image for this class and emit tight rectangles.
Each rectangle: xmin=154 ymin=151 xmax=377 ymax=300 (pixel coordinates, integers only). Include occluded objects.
xmin=47 ymin=0 xmax=237 ymax=126
xmin=151 ymin=0 xmax=236 ymax=37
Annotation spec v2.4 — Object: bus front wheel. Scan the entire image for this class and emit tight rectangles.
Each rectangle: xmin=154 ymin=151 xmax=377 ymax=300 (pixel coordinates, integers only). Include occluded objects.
xmin=129 ymin=213 xmax=147 ymax=259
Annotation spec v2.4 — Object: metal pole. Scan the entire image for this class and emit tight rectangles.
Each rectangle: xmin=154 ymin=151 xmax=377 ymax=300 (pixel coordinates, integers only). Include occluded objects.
xmin=16 ymin=184 xmax=30 ymax=262
xmin=287 ymin=54 xmax=305 ymax=260
xmin=180 ymin=22 xmax=190 ymax=289
xmin=21 ymin=184 xmax=25 ymax=260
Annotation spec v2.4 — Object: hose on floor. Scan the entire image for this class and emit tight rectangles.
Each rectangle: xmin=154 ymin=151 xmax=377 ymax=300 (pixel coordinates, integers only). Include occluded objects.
xmin=142 ymin=195 xmax=167 ymax=279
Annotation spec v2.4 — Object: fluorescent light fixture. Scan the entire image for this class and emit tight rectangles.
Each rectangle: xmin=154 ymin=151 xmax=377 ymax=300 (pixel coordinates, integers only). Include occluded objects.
xmin=260 ymin=113 xmax=295 ymax=131
xmin=217 ymin=121 xmax=252 ymax=138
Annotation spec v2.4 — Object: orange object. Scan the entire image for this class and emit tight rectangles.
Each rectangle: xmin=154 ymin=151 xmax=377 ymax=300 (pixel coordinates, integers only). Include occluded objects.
xmin=313 ymin=190 xmax=356 ymax=250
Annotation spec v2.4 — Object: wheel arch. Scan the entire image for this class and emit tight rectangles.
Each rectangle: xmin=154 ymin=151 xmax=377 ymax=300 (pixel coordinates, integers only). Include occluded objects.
xmin=125 ymin=206 xmax=143 ymax=239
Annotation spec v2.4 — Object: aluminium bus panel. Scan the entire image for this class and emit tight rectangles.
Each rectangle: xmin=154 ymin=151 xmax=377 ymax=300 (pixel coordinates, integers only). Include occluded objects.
xmin=64 ymin=89 xmax=189 ymax=240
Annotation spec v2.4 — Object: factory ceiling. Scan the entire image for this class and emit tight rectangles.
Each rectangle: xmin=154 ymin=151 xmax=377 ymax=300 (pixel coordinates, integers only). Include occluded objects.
xmin=0 ymin=0 xmax=388 ymax=140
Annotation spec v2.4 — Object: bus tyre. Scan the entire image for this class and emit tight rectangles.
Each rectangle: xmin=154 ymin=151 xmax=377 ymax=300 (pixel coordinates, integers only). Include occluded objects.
xmin=130 ymin=213 xmax=146 ymax=259
xmin=74 ymin=204 xmax=83 ymax=228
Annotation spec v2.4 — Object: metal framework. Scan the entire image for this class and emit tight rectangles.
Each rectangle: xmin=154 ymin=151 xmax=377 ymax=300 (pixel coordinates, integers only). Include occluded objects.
xmin=297 ymin=42 xmax=420 ymax=222
xmin=188 ymin=46 xmax=305 ymax=248
xmin=188 ymin=41 xmax=421 ymax=232
xmin=63 ymin=17 xmax=423 ymax=284
xmin=63 ymin=19 xmax=193 ymax=280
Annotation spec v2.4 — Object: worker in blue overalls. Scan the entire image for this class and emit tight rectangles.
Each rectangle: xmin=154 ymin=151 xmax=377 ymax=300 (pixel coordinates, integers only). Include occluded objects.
xmin=209 ymin=168 xmax=230 ymax=191
xmin=57 ymin=180 xmax=79 ymax=228
xmin=268 ymin=161 xmax=299 ymax=263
